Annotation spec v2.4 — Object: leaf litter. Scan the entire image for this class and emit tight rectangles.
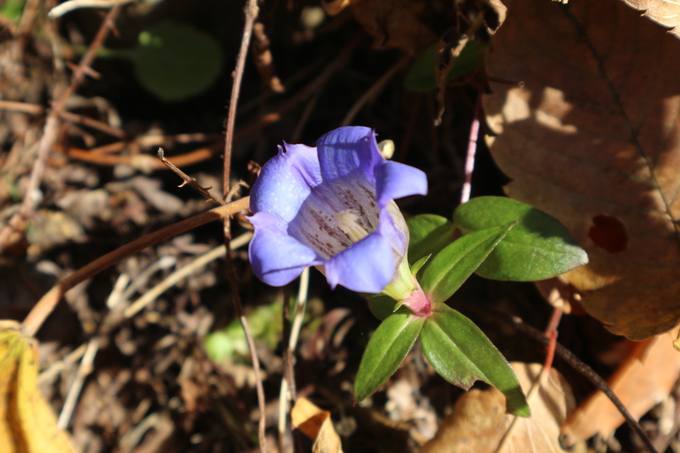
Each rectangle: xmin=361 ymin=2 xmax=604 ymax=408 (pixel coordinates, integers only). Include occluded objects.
xmin=0 ymin=0 xmax=680 ymax=451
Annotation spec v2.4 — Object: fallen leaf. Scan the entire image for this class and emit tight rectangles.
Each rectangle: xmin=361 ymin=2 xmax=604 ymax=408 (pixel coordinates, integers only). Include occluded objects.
xmin=291 ymin=397 xmax=343 ymax=453
xmin=483 ymin=0 xmax=680 ymax=339
xmin=421 ymin=363 xmax=579 ymax=453
xmin=621 ymin=0 xmax=680 ymax=39
xmin=323 ymin=0 xmax=437 ymax=53
xmin=561 ymin=331 xmax=680 ymax=445
xmin=0 ymin=321 xmax=77 ymax=453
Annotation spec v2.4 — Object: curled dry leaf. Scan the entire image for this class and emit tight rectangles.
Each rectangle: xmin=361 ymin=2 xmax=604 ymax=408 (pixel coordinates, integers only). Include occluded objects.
xmin=621 ymin=0 xmax=680 ymax=39
xmin=483 ymin=0 xmax=680 ymax=339
xmin=0 ymin=321 xmax=77 ymax=453
xmin=421 ymin=363 xmax=579 ymax=453
xmin=561 ymin=331 xmax=680 ymax=445
xmin=291 ymin=397 xmax=343 ymax=453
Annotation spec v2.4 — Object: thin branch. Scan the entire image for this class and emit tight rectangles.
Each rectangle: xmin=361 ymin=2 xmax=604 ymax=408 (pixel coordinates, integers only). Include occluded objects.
xmin=0 ymin=5 xmax=123 ymax=252
xmin=57 ymin=338 xmax=99 ymax=429
xmin=278 ymin=268 xmax=310 ymax=446
xmin=222 ymin=0 xmax=266 ymax=449
xmin=22 ymin=197 xmax=250 ymax=337
xmin=223 ymin=0 xmax=259 ymax=200
xmin=460 ymin=88 xmax=482 ymax=204
xmin=158 ymin=148 xmax=224 ymax=205
xmin=48 ymin=0 xmax=134 ymax=19
xmin=123 ymin=232 xmax=252 ymax=318
xmin=511 ymin=317 xmax=659 ymax=453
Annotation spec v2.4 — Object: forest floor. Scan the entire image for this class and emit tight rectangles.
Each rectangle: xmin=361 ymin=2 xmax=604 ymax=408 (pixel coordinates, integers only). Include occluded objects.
xmin=0 ymin=1 xmax=678 ymax=452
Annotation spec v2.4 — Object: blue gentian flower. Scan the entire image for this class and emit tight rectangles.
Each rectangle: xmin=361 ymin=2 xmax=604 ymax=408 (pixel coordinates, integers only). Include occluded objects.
xmin=248 ymin=126 xmax=427 ymax=298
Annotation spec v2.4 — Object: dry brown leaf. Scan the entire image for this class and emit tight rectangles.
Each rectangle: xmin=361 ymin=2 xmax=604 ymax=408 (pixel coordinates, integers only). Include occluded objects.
xmin=291 ymin=397 xmax=343 ymax=453
xmin=323 ymin=0 xmax=436 ymax=53
xmin=483 ymin=0 xmax=680 ymax=339
xmin=622 ymin=0 xmax=680 ymax=39
xmin=421 ymin=363 xmax=579 ymax=453
xmin=0 ymin=321 xmax=77 ymax=453
xmin=561 ymin=331 xmax=680 ymax=445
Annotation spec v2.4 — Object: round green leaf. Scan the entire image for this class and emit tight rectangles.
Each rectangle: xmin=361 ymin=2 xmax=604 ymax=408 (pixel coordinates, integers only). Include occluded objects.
xmin=453 ymin=196 xmax=589 ymax=281
xmin=130 ymin=21 xmax=223 ymax=102
xmin=421 ymin=303 xmax=530 ymax=417
xmin=354 ymin=312 xmax=425 ymax=402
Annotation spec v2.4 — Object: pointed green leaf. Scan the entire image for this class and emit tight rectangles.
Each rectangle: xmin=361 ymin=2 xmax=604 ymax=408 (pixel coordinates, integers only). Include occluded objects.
xmin=354 ymin=312 xmax=425 ymax=402
xmin=366 ymin=294 xmax=398 ymax=320
xmin=421 ymin=303 xmax=529 ymax=416
xmin=420 ymin=223 xmax=515 ymax=303
xmin=453 ymin=196 xmax=588 ymax=281
xmin=410 ymin=254 xmax=431 ymax=276
xmin=407 ymin=214 xmax=455 ymax=265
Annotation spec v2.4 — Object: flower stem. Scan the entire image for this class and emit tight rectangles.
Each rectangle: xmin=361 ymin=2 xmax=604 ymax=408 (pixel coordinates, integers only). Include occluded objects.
xmin=400 ymin=280 xmax=432 ymax=318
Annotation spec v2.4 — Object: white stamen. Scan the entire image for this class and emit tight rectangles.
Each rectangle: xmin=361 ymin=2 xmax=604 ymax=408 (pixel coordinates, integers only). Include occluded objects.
xmin=336 ymin=210 xmax=369 ymax=243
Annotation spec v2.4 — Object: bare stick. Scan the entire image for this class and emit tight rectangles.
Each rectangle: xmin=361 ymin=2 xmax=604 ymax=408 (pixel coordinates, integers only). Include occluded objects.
xmin=460 ymin=88 xmax=482 ymax=204
xmin=57 ymin=338 xmax=99 ymax=429
xmin=158 ymin=148 xmax=224 ymax=205
xmin=0 ymin=5 xmax=123 ymax=252
xmin=48 ymin=0 xmax=134 ymax=18
xmin=278 ymin=268 xmax=310 ymax=443
xmin=123 ymin=232 xmax=252 ymax=318
xmin=223 ymin=0 xmax=259 ymax=201
xmin=22 ymin=197 xmax=250 ymax=337
xmin=222 ymin=0 xmax=266 ymax=449
xmin=511 ymin=317 xmax=659 ymax=453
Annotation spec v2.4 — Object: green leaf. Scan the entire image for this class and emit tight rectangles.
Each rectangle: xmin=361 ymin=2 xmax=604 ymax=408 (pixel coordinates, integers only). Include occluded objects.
xmin=453 ymin=196 xmax=589 ymax=281
xmin=420 ymin=223 xmax=515 ymax=303
xmin=0 ymin=0 xmax=24 ymax=22
xmin=410 ymin=254 xmax=431 ymax=276
xmin=404 ymin=40 xmax=487 ymax=92
xmin=130 ymin=21 xmax=223 ymax=102
xmin=354 ymin=312 xmax=425 ymax=402
xmin=366 ymin=294 xmax=398 ymax=320
xmin=421 ymin=303 xmax=530 ymax=416
xmin=407 ymin=214 xmax=455 ymax=265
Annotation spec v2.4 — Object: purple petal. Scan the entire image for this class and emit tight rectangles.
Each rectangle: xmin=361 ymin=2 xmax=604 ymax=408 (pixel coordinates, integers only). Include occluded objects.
xmin=377 ymin=203 xmax=409 ymax=259
xmin=316 ymin=126 xmax=382 ymax=182
xmin=323 ymin=232 xmax=395 ymax=293
xmin=376 ymin=161 xmax=428 ymax=208
xmin=250 ymin=143 xmax=322 ymax=222
xmin=249 ymin=212 xmax=320 ymax=286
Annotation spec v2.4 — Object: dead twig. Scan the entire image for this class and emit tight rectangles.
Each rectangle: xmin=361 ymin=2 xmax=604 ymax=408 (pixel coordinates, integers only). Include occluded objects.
xmin=123 ymin=232 xmax=253 ymax=318
xmin=158 ymin=148 xmax=224 ymax=205
xmin=0 ymin=4 xmax=123 ymax=252
xmin=57 ymin=338 xmax=99 ymax=429
xmin=460 ymin=88 xmax=482 ymax=204
xmin=22 ymin=197 xmax=250 ymax=337
xmin=222 ymin=0 xmax=267 ymax=449
xmin=511 ymin=317 xmax=659 ymax=453
xmin=48 ymin=0 xmax=134 ymax=18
